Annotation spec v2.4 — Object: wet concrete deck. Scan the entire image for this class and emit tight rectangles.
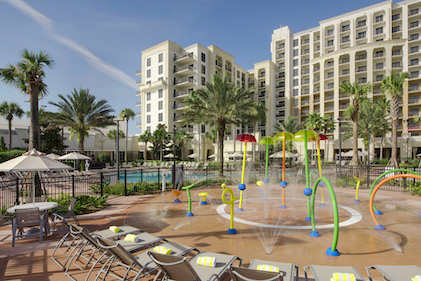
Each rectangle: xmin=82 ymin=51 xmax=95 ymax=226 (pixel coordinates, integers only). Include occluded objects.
xmin=1 ymin=184 xmax=421 ymax=280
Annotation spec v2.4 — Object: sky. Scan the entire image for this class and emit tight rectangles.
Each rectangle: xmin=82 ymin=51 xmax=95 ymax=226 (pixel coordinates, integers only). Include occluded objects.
xmin=0 ymin=0 xmax=396 ymax=136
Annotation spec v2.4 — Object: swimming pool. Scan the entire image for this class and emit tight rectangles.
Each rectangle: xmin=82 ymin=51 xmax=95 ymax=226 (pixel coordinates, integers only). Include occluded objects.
xmin=110 ymin=170 xmax=219 ymax=183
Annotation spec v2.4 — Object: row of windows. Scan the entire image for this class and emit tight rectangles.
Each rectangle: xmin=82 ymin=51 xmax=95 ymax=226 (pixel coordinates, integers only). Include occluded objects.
xmin=145 ymin=113 xmax=163 ymax=124
xmin=146 ymin=53 xmax=164 ymax=67
xmin=146 ymin=89 xmax=164 ymax=101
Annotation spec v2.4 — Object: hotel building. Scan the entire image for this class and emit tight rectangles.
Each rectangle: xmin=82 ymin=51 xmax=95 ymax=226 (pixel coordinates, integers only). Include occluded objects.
xmin=137 ymin=0 xmax=421 ymax=161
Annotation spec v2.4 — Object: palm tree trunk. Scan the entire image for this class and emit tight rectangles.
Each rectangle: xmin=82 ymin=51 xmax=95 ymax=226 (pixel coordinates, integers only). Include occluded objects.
xmin=29 ymin=85 xmax=40 ymax=150
xmin=390 ymin=96 xmax=400 ymax=167
xmin=79 ymin=133 xmax=85 ymax=154
xmin=125 ymin=119 xmax=128 ymax=163
xmin=7 ymin=118 xmax=12 ymax=151
xmin=352 ymin=116 xmax=359 ymax=166
xmin=144 ymin=141 xmax=147 ymax=160
xmin=218 ymin=122 xmax=225 ymax=177
xmin=380 ymin=136 xmax=384 ymax=160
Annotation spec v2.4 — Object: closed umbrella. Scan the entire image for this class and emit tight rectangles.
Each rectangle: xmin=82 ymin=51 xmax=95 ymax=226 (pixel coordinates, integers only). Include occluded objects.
xmin=0 ymin=149 xmax=73 ymax=203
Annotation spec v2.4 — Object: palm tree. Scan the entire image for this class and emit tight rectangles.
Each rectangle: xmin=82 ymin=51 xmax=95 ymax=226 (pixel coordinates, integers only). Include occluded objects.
xmin=381 ymin=71 xmax=410 ymax=167
xmin=340 ymin=81 xmax=372 ymax=166
xmin=138 ymin=131 xmax=152 ymax=160
xmin=0 ymin=102 xmax=24 ymax=150
xmin=319 ymin=115 xmax=335 ymax=161
xmin=174 ymin=129 xmax=192 ymax=160
xmin=107 ymin=129 xmax=125 ymax=162
xmin=182 ymin=74 xmax=266 ymax=176
xmin=151 ymin=124 xmax=170 ymax=161
xmin=49 ymin=88 xmax=114 ymax=154
xmin=0 ymin=49 xmax=54 ymax=150
xmin=274 ymin=116 xmax=302 ymax=151
xmin=120 ymin=108 xmax=135 ymax=163
xmin=375 ymin=98 xmax=391 ymax=159
xmin=305 ymin=113 xmax=322 ymax=131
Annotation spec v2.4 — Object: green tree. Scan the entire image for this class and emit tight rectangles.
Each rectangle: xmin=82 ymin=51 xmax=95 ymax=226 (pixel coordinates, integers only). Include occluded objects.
xmin=374 ymin=98 xmax=391 ymax=159
xmin=0 ymin=137 xmax=6 ymax=152
xmin=49 ymin=88 xmax=114 ymax=154
xmin=274 ymin=116 xmax=302 ymax=151
xmin=138 ymin=131 xmax=152 ymax=160
xmin=305 ymin=113 xmax=322 ymax=131
xmin=120 ymin=108 xmax=135 ymax=163
xmin=0 ymin=102 xmax=24 ymax=150
xmin=182 ymin=74 xmax=266 ymax=176
xmin=174 ymin=129 xmax=192 ymax=160
xmin=0 ymin=49 xmax=54 ymax=150
xmin=107 ymin=129 xmax=125 ymax=161
xmin=38 ymin=109 xmax=67 ymax=154
xmin=381 ymin=71 xmax=410 ymax=167
xmin=151 ymin=124 xmax=170 ymax=161
xmin=340 ymin=81 xmax=372 ymax=166
xmin=319 ymin=115 xmax=335 ymax=161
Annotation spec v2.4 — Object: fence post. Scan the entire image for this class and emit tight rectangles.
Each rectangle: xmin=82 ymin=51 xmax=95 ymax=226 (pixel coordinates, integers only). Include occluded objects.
xmin=15 ymin=178 xmax=19 ymax=205
xmin=72 ymin=175 xmax=75 ymax=197
xmin=100 ymin=172 xmax=104 ymax=197
xmin=158 ymin=168 xmax=160 ymax=188
xmin=414 ymin=167 xmax=416 ymax=186
xmin=141 ymin=169 xmax=143 ymax=183
xmin=205 ymin=167 xmax=208 ymax=185
xmin=366 ymin=164 xmax=370 ymax=190
xmin=124 ymin=169 xmax=127 ymax=196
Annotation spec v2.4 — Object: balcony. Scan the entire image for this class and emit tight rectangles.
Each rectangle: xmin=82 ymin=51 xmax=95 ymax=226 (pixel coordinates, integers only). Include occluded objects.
xmin=276 ymin=43 xmax=285 ymax=50
xmin=215 ymin=60 xmax=222 ymax=68
xmin=357 ymin=66 xmax=367 ymax=73
xmin=173 ymin=103 xmax=187 ymax=110
xmin=356 ymin=55 xmax=367 ymax=61
xmin=277 ymin=54 xmax=285 ymax=60
xmin=314 ymin=87 xmax=320 ymax=93
xmin=276 ymin=104 xmax=284 ymax=108
xmin=326 ymin=84 xmax=334 ymax=90
xmin=138 ymin=79 xmax=166 ymax=91
xmin=341 ymin=70 xmax=350 ymax=76
xmin=174 ymin=65 xmax=195 ymax=76
xmin=302 ymin=99 xmax=310 ymax=105
xmin=325 ymin=106 xmax=334 ymax=112
xmin=326 ymin=94 xmax=334 ymax=101
xmin=258 ymin=73 xmax=266 ymax=78
xmin=276 ymin=83 xmax=285 ymax=89
xmin=136 ymin=122 xmax=142 ymax=127
xmin=326 ymin=62 xmax=334 ymax=68
xmin=174 ymin=90 xmax=191 ymax=98
xmin=301 ymin=69 xmax=310 ymax=75
xmin=326 ymin=72 xmax=334 ymax=79
xmin=302 ymin=79 xmax=310 ymax=85
xmin=301 ymin=39 xmax=310 ymax=45
xmin=302 ymin=89 xmax=310 ymax=96
xmin=409 ymin=111 xmax=420 ymax=117
xmin=409 ymin=98 xmax=420 ymax=104
xmin=225 ymin=65 xmax=232 ymax=72
xmin=174 ymin=52 xmax=194 ymax=64
xmin=392 ymin=62 xmax=402 ymax=69
xmin=314 ymin=77 xmax=320 ymax=82
xmin=136 ymin=101 xmax=142 ymax=106
xmin=136 ymin=69 xmax=141 ymax=75
xmin=339 ymin=93 xmax=348 ymax=99
xmin=340 ymin=58 xmax=350 ymax=64
xmin=174 ymin=77 xmax=195 ymax=87
xmin=314 ymin=97 xmax=320 ymax=103
xmin=340 ymin=103 xmax=349 ymax=110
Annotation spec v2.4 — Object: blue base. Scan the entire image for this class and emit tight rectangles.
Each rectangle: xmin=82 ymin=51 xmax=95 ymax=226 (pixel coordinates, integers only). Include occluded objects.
xmin=320 ymin=203 xmax=327 ymax=207
xmin=227 ymin=228 xmax=237 ymax=234
xmin=280 ymin=205 xmax=287 ymax=209
xmin=375 ymin=224 xmax=385 ymax=230
xmin=354 ymin=199 xmax=360 ymax=203
xmin=305 ymin=216 xmax=311 ymax=222
xmin=257 ymin=188 xmax=262 ymax=191
xmin=310 ymin=230 xmax=320 ymax=237
xmin=174 ymin=199 xmax=181 ymax=203
xmin=326 ymin=247 xmax=340 ymax=256
xmin=186 ymin=212 xmax=194 ymax=217
xmin=200 ymin=201 xmax=208 ymax=205
xmin=237 ymin=208 xmax=244 ymax=212
xmin=419 ymin=212 xmax=421 ymax=217
xmin=374 ymin=210 xmax=383 ymax=215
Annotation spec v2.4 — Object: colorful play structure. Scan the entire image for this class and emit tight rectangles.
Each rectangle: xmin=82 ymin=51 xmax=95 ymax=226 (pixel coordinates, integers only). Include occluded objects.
xmin=353 ymin=176 xmax=362 ymax=203
xmin=236 ymin=133 xmax=256 ymax=211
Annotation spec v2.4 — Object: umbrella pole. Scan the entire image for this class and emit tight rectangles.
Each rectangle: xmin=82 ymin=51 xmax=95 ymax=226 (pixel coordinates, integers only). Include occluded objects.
xmin=239 ymin=141 xmax=247 ymax=210
xmin=317 ymin=140 xmax=325 ymax=205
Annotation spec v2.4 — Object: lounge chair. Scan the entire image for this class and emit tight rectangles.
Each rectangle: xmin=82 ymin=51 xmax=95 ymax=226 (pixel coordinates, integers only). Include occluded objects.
xmin=304 ymin=265 xmax=366 ymax=281
xmin=94 ymin=236 xmax=197 ymax=281
xmin=366 ymin=265 xmax=421 ymax=281
xmin=12 ymin=207 xmax=45 ymax=247
xmin=52 ymin=197 xmax=79 ymax=231
xmin=147 ymin=250 xmax=242 ymax=281
xmin=231 ymin=259 xmax=298 ymax=281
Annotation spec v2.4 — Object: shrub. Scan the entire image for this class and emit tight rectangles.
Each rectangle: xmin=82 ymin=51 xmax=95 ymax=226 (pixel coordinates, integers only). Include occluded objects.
xmin=373 ymin=159 xmax=389 ymax=165
xmin=48 ymin=193 xmax=108 ymax=215
xmin=404 ymin=181 xmax=421 ymax=196
xmin=0 ymin=150 xmax=26 ymax=163
xmin=336 ymin=176 xmax=365 ymax=188
xmin=97 ymin=153 xmax=111 ymax=163
xmin=89 ymin=181 xmax=160 ymax=195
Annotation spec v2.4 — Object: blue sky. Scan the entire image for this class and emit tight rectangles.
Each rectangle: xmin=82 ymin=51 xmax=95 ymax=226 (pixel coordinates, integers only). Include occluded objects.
xmin=0 ymin=0 xmax=392 ymax=135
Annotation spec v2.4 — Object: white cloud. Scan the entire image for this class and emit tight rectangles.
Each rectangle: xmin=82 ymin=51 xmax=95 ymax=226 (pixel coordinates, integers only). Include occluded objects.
xmin=3 ymin=0 xmax=137 ymax=90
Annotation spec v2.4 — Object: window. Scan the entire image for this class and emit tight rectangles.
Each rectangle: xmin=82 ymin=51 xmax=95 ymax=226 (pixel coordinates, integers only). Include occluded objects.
xmin=146 ymin=104 xmax=151 ymax=112
xmin=293 ymin=89 xmax=298 ymax=96
xmin=201 ymin=53 xmax=206 ymax=62
xmin=146 ymin=92 xmax=151 ymax=101
xmin=293 ymin=49 xmax=298 ymax=56
xmin=158 ymin=65 xmax=163 ymax=74
xmin=146 ymin=69 xmax=151 ymax=78
xmin=146 ymin=115 xmax=151 ymax=123
xmin=293 ymin=69 xmax=298 ymax=76
xmin=146 ymin=58 xmax=151 ymax=67
xmin=357 ymin=31 xmax=366 ymax=39
xmin=375 ymin=15 xmax=383 ymax=23
xmin=410 ymin=8 xmax=419 ymax=16
xmin=392 ymin=14 xmax=400 ymax=20
xmin=293 ymin=99 xmax=298 ymax=106
xmin=375 ymin=50 xmax=384 ymax=57
xmin=260 ymin=130 xmax=266 ymax=137
xmin=237 ymin=71 xmax=240 ymax=78
xmin=158 ymin=89 xmax=163 ymax=98
xmin=293 ymin=109 xmax=299 ymax=116
xmin=392 ymin=26 xmax=401 ymax=33
xmin=358 ymin=77 xmax=367 ymax=84
xmin=326 ymin=29 xmax=334 ymax=36
xmin=376 ymin=74 xmax=384 ymax=81
xmin=375 ymin=27 xmax=383 ymax=35
xmin=327 ymin=40 xmax=334 ymax=46
xmin=293 ymin=59 xmax=298 ymax=67
xmin=392 ymin=62 xmax=401 ymax=68
xmin=375 ymin=62 xmax=384 ymax=69
xmin=341 ymin=24 xmax=350 ymax=32
xmin=410 ymin=33 xmax=419 ymax=41
xmin=293 ymin=39 xmax=298 ymax=46
xmin=293 ymin=79 xmax=298 ymax=86
xmin=158 ymin=113 xmax=163 ymax=122
xmin=411 ymin=58 xmax=419 ymax=66
xmin=201 ymin=77 xmax=206 ymax=86
xmin=411 ymin=71 xmax=419 ymax=78
xmin=201 ymin=65 xmax=206 ymax=74
xmin=201 ymin=125 xmax=206 ymax=133
xmin=158 ymin=101 xmax=163 ymax=110
xmin=411 ymin=46 xmax=420 ymax=54
xmin=146 ymin=126 xmax=151 ymax=133
xmin=410 ymin=21 xmax=419 ymax=28
xmin=357 ymin=19 xmax=366 ymax=27
xmin=158 ymin=53 xmax=163 ymax=63
xmin=392 ymin=49 xmax=401 ymax=56
xmin=341 ymin=36 xmax=350 ymax=43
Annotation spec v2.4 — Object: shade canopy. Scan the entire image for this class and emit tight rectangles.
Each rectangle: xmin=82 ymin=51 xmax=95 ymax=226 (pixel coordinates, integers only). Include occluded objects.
xmin=164 ymin=153 xmax=175 ymax=158
xmin=58 ymin=152 xmax=91 ymax=161
xmin=269 ymin=151 xmax=300 ymax=158
xmin=46 ymin=153 xmax=61 ymax=160
xmin=273 ymin=132 xmax=294 ymax=142
xmin=0 ymin=149 xmax=73 ymax=172
xmin=236 ymin=134 xmax=256 ymax=142
xmin=188 ymin=153 xmax=197 ymax=158
xmin=293 ymin=130 xmax=320 ymax=142
xmin=208 ymin=154 xmax=217 ymax=158
xmin=258 ymin=136 xmax=276 ymax=145
xmin=228 ymin=152 xmax=245 ymax=158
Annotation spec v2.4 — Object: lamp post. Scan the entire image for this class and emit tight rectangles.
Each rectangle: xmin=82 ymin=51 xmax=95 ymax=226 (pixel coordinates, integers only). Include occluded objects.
xmin=114 ymin=118 xmax=122 ymax=182
xmin=338 ymin=118 xmax=342 ymax=178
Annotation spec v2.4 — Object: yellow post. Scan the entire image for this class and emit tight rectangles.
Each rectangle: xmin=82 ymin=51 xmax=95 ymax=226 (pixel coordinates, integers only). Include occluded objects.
xmin=354 ymin=176 xmax=362 ymax=203
xmin=317 ymin=140 xmax=325 ymax=205
xmin=239 ymin=141 xmax=247 ymax=209
xmin=222 ymin=188 xmax=238 ymax=234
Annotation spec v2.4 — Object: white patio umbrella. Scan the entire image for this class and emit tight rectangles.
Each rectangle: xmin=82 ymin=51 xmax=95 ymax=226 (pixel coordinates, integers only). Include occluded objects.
xmin=269 ymin=151 xmax=299 ymax=158
xmin=46 ymin=153 xmax=61 ymax=160
xmin=0 ymin=149 xmax=73 ymax=203
xmin=228 ymin=152 xmax=244 ymax=158
xmin=208 ymin=154 xmax=217 ymax=158
xmin=164 ymin=153 xmax=175 ymax=159
xmin=188 ymin=153 xmax=197 ymax=158
xmin=58 ymin=152 xmax=91 ymax=161
xmin=341 ymin=150 xmax=368 ymax=157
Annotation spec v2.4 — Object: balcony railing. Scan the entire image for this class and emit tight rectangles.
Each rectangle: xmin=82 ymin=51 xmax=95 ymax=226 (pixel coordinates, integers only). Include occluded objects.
xmin=136 ymin=101 xmax=142 ymax=105
xmin=409 ymin=98 xmax=420 ymax=104
xmin=174 ymin=90 xmax=190 ymax=98
xmin=174 ymin=65 xmax=195 ymax=73
xmin=174 ymin=77 xmax=195 ymax=85
xmin=314 ymin=98 xmax=320 ymax=103
xmin=174 ymin=52 xmax=194 ymax=61
xmin=326 ymin=94 xmax=334 ymax=100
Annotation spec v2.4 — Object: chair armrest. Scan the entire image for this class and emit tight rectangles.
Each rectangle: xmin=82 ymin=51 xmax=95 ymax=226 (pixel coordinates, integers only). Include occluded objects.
xmin=366 ymin=266 xmax=374 ymax=281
